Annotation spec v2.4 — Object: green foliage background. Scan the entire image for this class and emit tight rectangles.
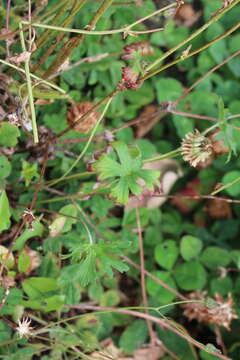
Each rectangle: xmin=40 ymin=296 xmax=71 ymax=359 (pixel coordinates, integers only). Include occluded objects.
xmin=0 ymin=0 xmax=240 ymax=359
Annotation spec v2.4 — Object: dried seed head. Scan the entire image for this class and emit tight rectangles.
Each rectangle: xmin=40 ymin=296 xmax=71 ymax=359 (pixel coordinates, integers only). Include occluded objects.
xmin=118 ymin=67 xmax=141 ymax=90
xmin=22 ymin=210 xmax=36 ymax=230
xmin=182 ymin=291 xmax=238 ymax=330
xmin=122 ymin=41 xmax=154 ymax=60
xmin=16 ymin=317 xmax=33 ymax=338
xmin=67 ymin=101 xmax=100 ymax=133
xmin=181 ymin=130 xmax=213 ymax=167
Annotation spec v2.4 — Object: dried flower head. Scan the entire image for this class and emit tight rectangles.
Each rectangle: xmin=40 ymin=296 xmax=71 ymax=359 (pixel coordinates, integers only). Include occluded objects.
xmin=22 ymin=209 xmax=36 ymax=230
xmin=122 ymin=41 xmax=154 ymax=60
xmin=118 ymin=67 xmax=141 ymax=90
xmin=67 ymin=101 xmax=100 ymax=133
xmin=16 ymin=317 xmax=33 ymax=338
xmin=181 ymin=130 xmax=213 ymax=167
xmin=182 ymin=291 xmax=238 ymax=330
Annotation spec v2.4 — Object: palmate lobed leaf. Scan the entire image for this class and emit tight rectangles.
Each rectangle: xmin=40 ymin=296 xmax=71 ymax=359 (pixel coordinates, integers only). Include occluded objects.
xmin=94 ymin=141 xmax=160 ymax=204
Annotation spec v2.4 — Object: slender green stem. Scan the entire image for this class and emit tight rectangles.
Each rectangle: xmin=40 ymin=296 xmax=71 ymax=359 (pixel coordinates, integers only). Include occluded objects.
xmin=142 ymin=21 xmax=240 ymax=81
xmin=45 ymin=171 xmax=91 ymax=185
xmin=144 ymin=148 xmax=181 ymax=163
xmin=21 ymin=2 xmax=176 ymax=36
xmin=39 ymin=181 xmax=116 ymax=204
xmin=127 ymin=2 xmax=177 ymax=29
xmin=0 ymin=59 xmax=66 ymax=94
xmin=211 ymin=176 xmax=240 ymax=196
xmin=144 ymin=0 xmax=240 ymax=74
xmin=19 ymin=22 xmax=38 ymax=143
xmin=73 ymin=201 xmax=94 ymax=244
xmin=48 ymin=97 xmax=113 ymax=187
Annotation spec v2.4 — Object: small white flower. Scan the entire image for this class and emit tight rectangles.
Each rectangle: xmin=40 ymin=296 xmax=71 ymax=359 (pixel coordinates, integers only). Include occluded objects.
xmin=16 ymin=317 xmax=33 ymax=338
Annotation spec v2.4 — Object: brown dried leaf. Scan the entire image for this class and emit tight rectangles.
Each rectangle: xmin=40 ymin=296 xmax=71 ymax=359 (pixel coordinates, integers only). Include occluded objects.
xmin=206 ymin=198 xmax=232 ymax=219
xmin=8 ymin=51 xmax=31 ymax=64
xmin=67 ymin=101 xmax=100 ymax=133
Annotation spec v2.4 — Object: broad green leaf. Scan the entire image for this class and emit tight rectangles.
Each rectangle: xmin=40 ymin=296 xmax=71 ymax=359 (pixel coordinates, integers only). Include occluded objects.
xmin=49 ymin=204 xmax=78 ymax=237
xmin=172 ymin=115 xmax=194 ymax=138
xmin=100 ymin=289 xmax=120 ymax=307
xmin=95 ymin=153 xmax=122 ymax=179
xmin=100 ymin=251 xmax=129 ymax=278
xmin=155 ymin=78 xmax=183 ymax=104
xmin=60 ymin=204 xmax=78 ymax=232
xmin=157 ymin=326 xmax=197 ymax=360
xmin=146 ymin=270 xmax=177 ymax=303
xmin=23 ymin=295 xmax=64 ymax=312
xmin=119 ymin=320 xmax=148 ymax=354
xmin=227 ymin=34 xmax=240 ymax=77
xmin=60 ymin=247 xmax=98 ymax=287
xmin=22 ymin=277 xmax=59 ymax=299
xmin=59 ymin=263 xmax=84 ymax=283
xmin=216 ymin=97 xmax=237 ymax=161
xmin=154 ymin=240 xmax=179 ymax=270
xmin=180 ymin=236 xmax=203 ymax=261
xmin=210 ymin=276 xmax=233 ymax=296
xmin=21 ymin=161 xmax=38 ymax=186
xmin=0 ymin=122 xmax=20 ymax=147
xmin=0 ymin=190 xmax=11 ymax=233
xmin=0 ymin=320 xmax=11 ymax=342
xmin=174 ymin=261 xmax=207 ymax=290
xmin=0 ymin=156 xmax=11 ymax=179
xmin=18 ymin=250 xmax=31 ymax=273
xmin=13 ymin=220 xmax=44 ymax=251
xmin=221 ymin=171 xmax=240 ymax=196
xmin=200 ymin=247 xmax=231 ymax=269
xmin=49 ymin=216 xmax=66 ymax=237
xmin=77 ymin=313 xmax=99 ymax=330
xmin=88 ymin=282 xmax=104 ymax=301
xmin=63 ymin=283 xmax=81 ymax=305
xmin=230 ymin=250 xmax=240 ymax=268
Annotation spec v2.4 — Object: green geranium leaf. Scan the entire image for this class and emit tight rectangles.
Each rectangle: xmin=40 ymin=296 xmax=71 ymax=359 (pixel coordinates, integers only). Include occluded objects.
xmin=221 ymin=171 xmax=240 ymax=196
xmin=21 ymin=161 xmax=38 ymax=186
xmin=119 ymin=320 xmax=148 ymax=355
xmin=22 ymin=277 xmax=59 ymax=299
xmin=100 ymin=289 xmax=120 ymax=307
xmin=0 ymin=156 xmax=11 ymax=179
xmin=18 ymin=250 xmax=31 ymax=273
xmin=0 ymin=122 xmax=20 ymax=147
xmin=155 ymin=78 xmax=183 ymax=104
xmin=94 ymin=141 xmax=159 ymax=204
xmin=0 ymin=190 xmax=11 ymax=233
